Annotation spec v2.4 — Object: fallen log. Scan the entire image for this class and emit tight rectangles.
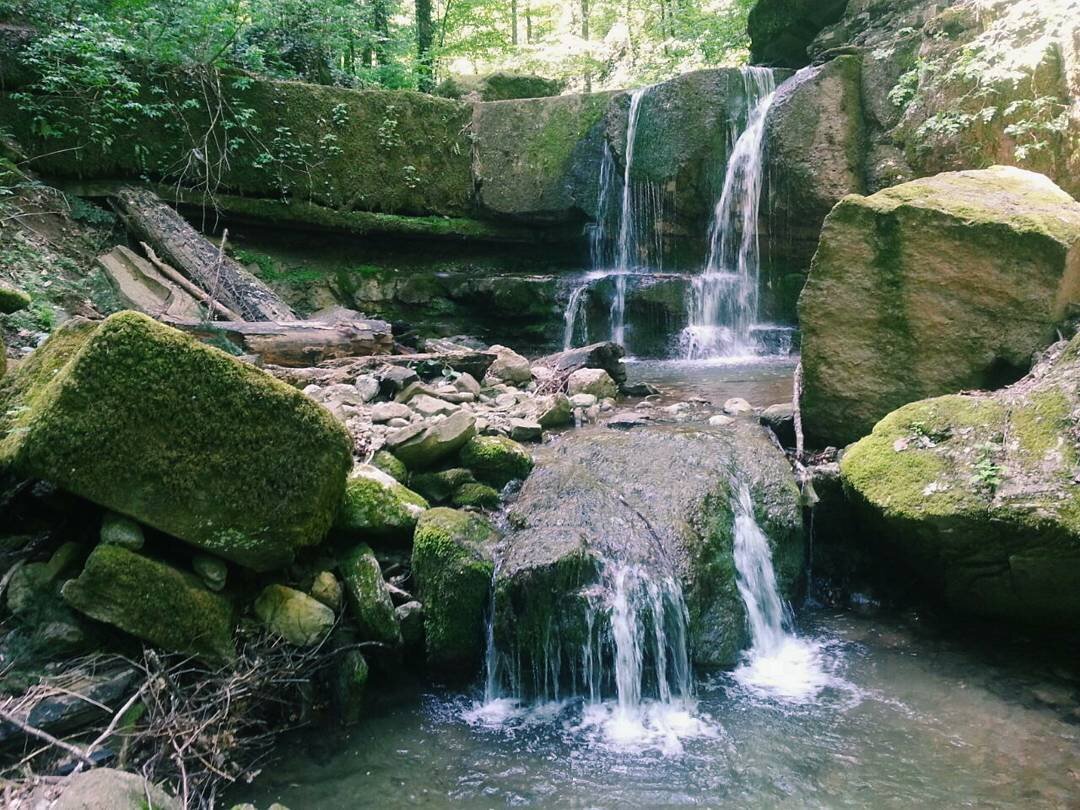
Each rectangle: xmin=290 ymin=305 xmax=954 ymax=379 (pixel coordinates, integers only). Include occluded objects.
xmin=266 ymin=349 xmax=497 ymax=388
xmin=161 ymin=316 xmax=394 ymax=367
xmin=533 ymin=341 xmax=626 ymax=385
xmin=109 ymin=185 xmax=295 ymax=322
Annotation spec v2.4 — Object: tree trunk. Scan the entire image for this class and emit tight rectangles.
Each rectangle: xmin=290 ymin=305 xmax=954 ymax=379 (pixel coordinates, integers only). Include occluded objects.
xmin=416 ymin=0 xmax=434 ymax=92
xmin=373 ymin=0 xmax=391 ymax=65
xmin=109 ymin=186 xmax=296 ymax=322
xmin=162 ymin=317 xmax=395 ymax=367
xmin=526 ymin=1 xmax=533 ymax=43
xmin=581 ymin=0 xmax=591 ymax=92
xmin=511 ymin=0 xmax=518 ymax=45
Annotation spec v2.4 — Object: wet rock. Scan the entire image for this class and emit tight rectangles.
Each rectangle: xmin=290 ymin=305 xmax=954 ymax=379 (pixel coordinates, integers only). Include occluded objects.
xmin=801 ymin=166 xmax=1080 ymax=447
xmin=255 ymin=584 xmax=335 ymax=647
xmin=395 ymin=600 xmax=425 ymax=650
xmin=722 ymin=397 xmax=753 ymax=415
xmin=535 ymin=342 xmax=627 ymax=387
xmin=495 ymin=423 xmax=803 ymax=679
xmin=0 ymin=312 xmax=353 ymax=571
xmin=371 ymin=449 xmax=408 ymax=482
xmin=606 ymin=411 xmax=649 ymax=430
xmin=335 ymin=464 xmax=429 ymax=541
xmin=841 ymin=331 xmax=1080 ymax=624
xmin=332 ymin=648 xmax=369 ymax=725
xmin=569 ymin=393 xmax=597 ymax=409
xmin=412 ymin=508 xmax=499 ymax=676
xmin=452 ymin=482 xmax=501 ymax=509
xmin=567 ymin=368 xmax=618 ymax=399
xmin=386 ymin=411 xmax=477 ymax=470
xmin=483 ymin=345 xmax=532 ymax=386
xmin=509 ymin=419 xmax=543 ymax=443
xmin=459 ymin=435 xmax=534 ymax=487
xmin=192 ymin=554 xmax=227 ymax=592
xmin=760 ymin=402 xmax=795 ymax=446
xmin=340 ymin=544 xmax=401 ymax=645
xmin=410 ymin=468 xmax=477 ymax=504
xmin=708 ymin=414 xmax=734 ymax=427
xmin=99 ymin=512 xmax=144 ymax=550
xmin=63 ymin=545 xmax=235 ymax=662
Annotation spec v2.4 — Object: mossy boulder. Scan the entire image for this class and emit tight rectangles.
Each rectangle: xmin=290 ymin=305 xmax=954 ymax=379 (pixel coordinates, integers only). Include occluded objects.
xmin=254 ymin=584 xmax=335 ymax=647
xmin=335 ymin=464 xmax=428 ymax=542
xmin=451 ymin=482 xmax=501 ymax=509
xmin=62 ymin=545 xmax=235 ymax=663
xmin=0 ymin=312 xmax=352 ymax=571
xmin=339 ymin=543 xmax=401 ymax=645
xmin=386 ymin=411 xmax=477 ymax=470
xmin=800 ymin=166 xmax=1080 ymax=448
xmin=0 ymin=282 xmax=31 ymax=314
xmin=371 ymin=449 xmax=408 ymax=482
xmin=459 ymin=435 xmax=534 ymax=488
xmin=409 ymin=467 xmax=476 ymax=504
xmin=411 ymin=507 xmax=499 ymax=676
xmin=332 ymin=648 xmax=369 ymax=725
xmin=841 ymin=332 xmax=1080 ymax=623
xmin=437 ymin=72 xmax=563 ymax=101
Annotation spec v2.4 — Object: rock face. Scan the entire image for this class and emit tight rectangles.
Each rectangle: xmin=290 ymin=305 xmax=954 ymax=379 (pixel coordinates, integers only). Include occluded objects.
xmin=62 ymin=545 xmax=235 ymax=663
xmin=748 ymin=0 xmax=850 ymax=67
xmin=763 ymin=56 xmax=865 ymax=320
xmin=0 ymin=312 xmax=353 ymax=570
xmin=411 ymin=508 xmax=499 ymax=677
xmin=841 ymin=332 xmax=1080 ymax=623
xmin=494 ymin=423 xmax=803 ymax=682
xmin=799 ymin=166 xmax=1080 ymax=448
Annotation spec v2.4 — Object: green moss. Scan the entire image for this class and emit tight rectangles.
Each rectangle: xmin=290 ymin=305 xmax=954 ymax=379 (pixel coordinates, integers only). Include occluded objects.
xmin=459 ymin=435 xmax=534 ymax=488
xmin=411 ymin=507 xmax=497 ymax=675
xmin=452 ymin=482 xmax=500 ymax=509
xmin=0 ymin=284 xmax=30 ymax=314
xmin=523 ymin=93 xmax=609 ymax=178
xmin=1 ymin=312 xmax=352 ymax=571
xmin=61 ymin=544 xmax=235 ymax=663
xmin=371 ymin=450 xmax=408 ymax=482
xmin=409 ymin=467 xmax=475 ymax=504
xmin=335 ymin=464 xmax=429 ymax=542
xmin=339 ymin=543 xmax=400 ymax=645
xmin=1011 ymin=389 xmax=1072 ymax=461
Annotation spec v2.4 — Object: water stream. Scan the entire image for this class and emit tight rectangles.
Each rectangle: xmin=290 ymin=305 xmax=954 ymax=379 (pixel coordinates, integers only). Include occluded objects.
xmin=681 ymin=67 xmax=777 ymax=360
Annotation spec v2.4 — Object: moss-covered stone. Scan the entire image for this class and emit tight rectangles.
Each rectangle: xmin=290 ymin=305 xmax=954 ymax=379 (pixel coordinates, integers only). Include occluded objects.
xmin=339 ymin=543 xmax=401 ymax=645
xmin=254 ymin=584 xmax=334 ymax=647
xmin=459 ymin=435 xmax=534 ymax=488
xmin=411 ymin=507 xmax=498 ymax=676
xmin=99 ymin=512 xmax=144 ymax=550
xmin=387 ymin=411 xmax=476 ymax=471
xmin=451 ymin=482 xmax=501 ymax=509
xmin=0 ymin=282 xmax=31 ymax=314
xmin=332 ymin=648 xmax=369 ymax=725
xmin=62 ymin=545 xmax=235 ymax=663
xmin=309 ymin=570 xmax=343 ymax=611
xmin=437 ymin=72 xmax=564 ymax=101
xmin=409 ymin=467 xmax=475 ymax=504
xmin=0 ymin=312 xmax=353 ymax=571
xmin=840 ymin=332 xmax=1080 ymax=623
xmin=800 ymin=166 xmax=1080 ymax=448
xmin=371 ymin=450 xmax=408 ymax=483
xmin=334 ymin=464 xmax=428 ymax=542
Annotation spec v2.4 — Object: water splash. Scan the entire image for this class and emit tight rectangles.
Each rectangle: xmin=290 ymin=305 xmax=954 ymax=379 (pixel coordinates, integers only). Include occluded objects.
xmin=682 ymin=67 xmax=778 ymax=360
xmin=730 ymin=482 xmax=829 ymax=702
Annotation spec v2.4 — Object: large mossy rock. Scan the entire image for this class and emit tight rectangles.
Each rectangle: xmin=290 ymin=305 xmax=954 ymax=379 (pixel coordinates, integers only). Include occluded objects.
xmin=340 ymin=543 xmax=401 ymax=645
xmin=0 ymin=312 xmax=353 ymax=570
xmin=411 ymin=507 xmax=499 ymax=677
xmin=494 ymin=423 xmax=803 ymax=686
xmin=334 ymin=464 xmax=428 ymax=542
xmin=386 ymin=411 xmax=477 ymax=471
xmin=62 ymin=545 xmax=234 ymax=663
xmin=748 ymin=0 xmax=850 ymax=68
xmin=840 ymin=332 xmax=1080 ymax=623
xmin=800 ymin=166 xmax=1080 ymax=448
xmin=459 ymin=435 xmax=533 ymax=488
xmin=437 ymin=72 xmax=564 ymax=101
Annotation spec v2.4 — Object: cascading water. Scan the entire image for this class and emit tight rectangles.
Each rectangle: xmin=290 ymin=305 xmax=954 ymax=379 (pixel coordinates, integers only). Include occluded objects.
xmin=730 ymin=482 xmax=828 ymax=701
xmin=682 ymin=67 xmax=778 ymax=360
xmin=562 ymin=86 xmax=664 ymax=352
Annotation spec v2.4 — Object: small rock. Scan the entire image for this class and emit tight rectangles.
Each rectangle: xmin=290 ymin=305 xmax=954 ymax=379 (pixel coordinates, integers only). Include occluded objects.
xmin=100 ymin=512 xmax=144 ymax=550
xmin=355 ymin=375 xmax=380 ymax=402
xmin=567 ymin=368 xmax=618 ymax=399
xmin=302 ymin=384 xmax=323 ymax=398
xmin=723 ymin=397 xmax=753 ymax=415
xmin=483 ymin=345 xmax=532 ymax=386
xmin=494 ymin=392 xmax=519 ymax=409
xmin=379 ymin=365 xmax=419 ymax=394
xmin=396 ymin=600 xmax=425 ymax=649
xmin=387 ymin=417 xmax=411 ymax=428
xmin=460 ymin=434 xmax=534 ymax=486
xmin=607 ymin=411 xmax=648 ymax=430
xmin=386 ymin=411 xmax=477 ymax=470
xmin=569 ymin=393 xmax=597 ymax=408
xmin=411 ymin=394 xmax=460 ymax=418
xmin=452 ymin=482 xmax=501 ymax=509
xmin=509 ymin=419 xmax=543 ymax=443
xmin=255 ymin=584 xmax=335 ymax=647
xmin=192 ymin=554 xmax=227 ymax=592
xmin=454 ymin=373 xmax=481 ymax=394
xmin=324 ymin=383 xmax=368 ymax=406
xmin=709 ymin=414 xmax=735 ymax=426
xmin=310 ymin=570 xmax=343 ymax=611
xmin=531 ymin=366 xmax=555 ymax=382
xmin=535 ymin=393 xmax=572 ymax=428
xmin=371 ymin=449 xmax=408 ymax=482
xmin=340 ymin=544 xmax=401 ymax=645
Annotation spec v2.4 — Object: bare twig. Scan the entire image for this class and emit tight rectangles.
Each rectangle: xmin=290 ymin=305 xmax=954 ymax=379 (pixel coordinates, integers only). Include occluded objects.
xmin=0 ymin=706 xmax=96 ymax=767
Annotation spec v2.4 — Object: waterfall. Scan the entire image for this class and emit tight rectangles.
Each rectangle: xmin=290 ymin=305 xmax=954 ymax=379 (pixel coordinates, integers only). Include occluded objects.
xmin=730 ymin=482 xmax=828 ymax=701
xmin=564 ymin=85 xmax=663 ymax=353
xmin=682 ymin=67 xmax=778 ymax=360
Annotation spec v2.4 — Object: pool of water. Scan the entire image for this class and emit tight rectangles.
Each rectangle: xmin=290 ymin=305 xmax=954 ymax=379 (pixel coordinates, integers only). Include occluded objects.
xmin=237 ymin=608 xmax=1080 ymax=809
xmin=626 ymin=356 xmax=797 ymax=407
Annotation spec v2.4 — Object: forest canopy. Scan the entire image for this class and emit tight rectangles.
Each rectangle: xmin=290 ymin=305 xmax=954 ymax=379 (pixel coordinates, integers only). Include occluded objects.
xmin=3 ymin=0 xmax=756 ymax=94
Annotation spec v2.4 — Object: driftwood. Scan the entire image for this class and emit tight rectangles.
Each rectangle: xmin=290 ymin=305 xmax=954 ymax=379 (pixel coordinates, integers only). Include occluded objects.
xmin=534 ymin=341 xmax=626 ymax=386
xmin=162 ymin=316 xmax=394 ymax=367
xmin=109 ymin=186 xmax=295 ymax=322
xmin=96 ymin=246 xmax=206 ymax=321
xmin=266 ymin=349 xmax=497 ymax=388
xmin=140 ymin=243 xmax=242 ymax=320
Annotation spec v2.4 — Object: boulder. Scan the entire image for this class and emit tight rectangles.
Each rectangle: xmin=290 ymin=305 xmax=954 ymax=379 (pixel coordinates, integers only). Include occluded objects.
xmin=494 ymin=423 xmax=803 ymax=691
xmin=335 ymin=464 xmax=428 ymax=541
xmin=535 ymin=341 xmax=626 ymax=387
xmin=339 ymin=543 xmax=401 ymax=645
xmin=459 ymin=435 xmax=534 ymax=487
xmin=760 ymin=402 xmax=796 ymax=447
xmin=332 ymin=648 xmax=369 ymax=725
xmin=800 ymin=166 xmax=1080 ymax=448
xmin=482 ymin=345 xmax=532 ymax=386
xmin=409 ymin=467 xmax=476 ymax=504
xmin=567 ymin=368 xmax=618 ymax=399
xmin=35 ymin=768 xmax=181 ymax=810
xmin=840 ymin=332 xmax=1080 ymax=623
xmin=62 ymin=545 xmax=235 ymax=662
xmin=99 ymin=512 xmax=144 ymax=550
xmin=533 ymin=393 xmax=572 ymax=428
xmin=451 ymin=482 xmax=501 ymax=509
xmin=386 ymin=411 xmax=477 ymax=470
xmin=0 ymin=312 xmax=353 ymax=571
xmin=411 ymin=508 xmax=499 ymax=676
xmin=310 ymin=570 xmax=343 ymax=611
xmin=254 ymin=584 xmax=335 ymax=647
xmin=370 ymin=449 xmax=408 ymax=482
xmin=0 ymin=282 xmax=31 ymax=314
